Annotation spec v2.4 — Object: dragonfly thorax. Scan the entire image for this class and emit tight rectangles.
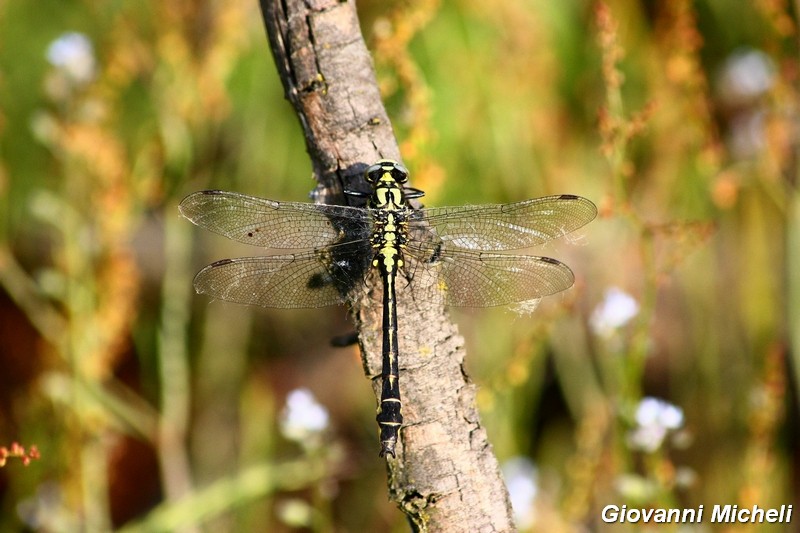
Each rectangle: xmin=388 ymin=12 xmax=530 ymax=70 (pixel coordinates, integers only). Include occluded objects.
xmin=365 ymin=160 xmax=411 ymax=211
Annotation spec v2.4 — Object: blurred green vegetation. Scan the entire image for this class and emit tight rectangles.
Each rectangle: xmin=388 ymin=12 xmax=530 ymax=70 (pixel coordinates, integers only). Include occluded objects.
xmin=0 ymin=0 xmax=798 ymax=531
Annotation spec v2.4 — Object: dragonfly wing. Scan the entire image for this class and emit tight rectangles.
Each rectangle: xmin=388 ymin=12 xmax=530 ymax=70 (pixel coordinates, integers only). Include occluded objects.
xmin=193 ymin=244 xmax=371 ymax=308
xmin=412 ymin=195 xmax=597 ymax=251
xmin=179 ymin=190 xmax=370 ymax=249
xmin=408 ymin=250 xmax=575 ymax=307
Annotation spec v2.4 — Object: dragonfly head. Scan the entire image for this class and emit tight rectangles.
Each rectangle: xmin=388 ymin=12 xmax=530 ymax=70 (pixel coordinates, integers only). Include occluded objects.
xmin=365 ymin=160 xmax=409 ymax=186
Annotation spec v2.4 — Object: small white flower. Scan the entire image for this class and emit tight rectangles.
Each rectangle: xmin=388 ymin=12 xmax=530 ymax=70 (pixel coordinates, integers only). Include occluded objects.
xmin=279 ymin=388 xmax=330 ymax=444
xmin=628 ymin=397 xmax=684 ymax=452
xmin=627 ymin=425 xmax=667 ymax=453
xmin=501 ymin=457 xmax=538 ymax=529
xmin=46 ymin=32 xmax=96 ymax=84
xmin=716 ymin=49 xmax=775 ymax=159
xmin=635 ymin=397 xmax=684 ymax=429
xmin=590 ymin=287 xmax=639 ymax=336
xmin=717 ymin=48 xmax=775 ymax=104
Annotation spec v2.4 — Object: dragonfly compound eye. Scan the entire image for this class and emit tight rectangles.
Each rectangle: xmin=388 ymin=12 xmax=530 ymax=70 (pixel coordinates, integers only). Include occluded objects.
xmin=365 ymin=163 xmax=384 ymax=183
xmin=390 ymin=163 xmax=409 ymax=183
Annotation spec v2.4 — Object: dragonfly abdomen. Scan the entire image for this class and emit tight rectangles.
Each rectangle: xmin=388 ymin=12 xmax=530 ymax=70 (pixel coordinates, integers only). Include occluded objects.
xmin=365 ymin=161 xmax=416 ymax=458
xmin=375 ymin=265 xmax=403 ymax=457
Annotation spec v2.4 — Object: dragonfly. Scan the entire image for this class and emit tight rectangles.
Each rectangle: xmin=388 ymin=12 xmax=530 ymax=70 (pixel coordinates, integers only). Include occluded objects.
xmin=179 ymin=160 xmax=597 ymax=458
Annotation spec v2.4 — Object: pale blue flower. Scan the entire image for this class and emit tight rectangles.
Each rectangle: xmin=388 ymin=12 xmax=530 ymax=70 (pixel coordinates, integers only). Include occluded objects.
xmin=590 ymin=287 xmax=639 ymax=336
xmin=628 ymin=397 xmax=684 ymax=452
xmin=279 ymin=388 xmax=330 ymax=443
xmin=718 ymin=48 xmax=774 ymax=102
xmin=46 ymin=32 xmax=96 ymax=84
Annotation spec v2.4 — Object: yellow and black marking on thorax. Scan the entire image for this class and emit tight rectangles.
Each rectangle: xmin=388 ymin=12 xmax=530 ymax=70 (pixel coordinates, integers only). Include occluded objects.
xmin=359 ymin=160 xmax=423 ymax=458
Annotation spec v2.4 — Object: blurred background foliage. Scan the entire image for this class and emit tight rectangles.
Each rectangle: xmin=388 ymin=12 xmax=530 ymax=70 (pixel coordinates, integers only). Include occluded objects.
xmin=0 ymin=0 xmax=798 ymax=531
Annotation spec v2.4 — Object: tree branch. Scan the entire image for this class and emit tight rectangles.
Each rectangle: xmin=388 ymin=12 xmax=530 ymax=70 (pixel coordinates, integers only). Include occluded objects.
xmin=258 ymin=1 xmax=515 ymax=530
xmin=260 ymin=0 xmax=399 ymax=201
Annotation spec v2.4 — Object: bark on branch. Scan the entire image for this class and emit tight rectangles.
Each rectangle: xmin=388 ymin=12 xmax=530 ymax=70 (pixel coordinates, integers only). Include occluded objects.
xmin=258 ymin=1 xmax=515 ymax=531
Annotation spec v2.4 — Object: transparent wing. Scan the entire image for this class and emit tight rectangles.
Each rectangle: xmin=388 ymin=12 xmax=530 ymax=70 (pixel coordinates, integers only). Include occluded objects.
xmin=183 ymin=190 xmax=594 ymax=309
xmin=407 ymin=251 xmax=575 ymax=307
xmin=179 ymin=190 xmax=371 ymax=249
xmin=193 ymin=243 xmax=371 ymax=309
xmin=410 ymin=195 xmax=596 ymax=251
